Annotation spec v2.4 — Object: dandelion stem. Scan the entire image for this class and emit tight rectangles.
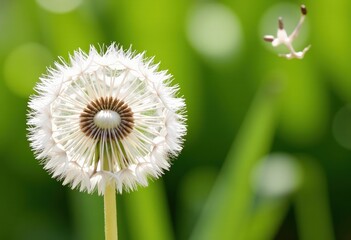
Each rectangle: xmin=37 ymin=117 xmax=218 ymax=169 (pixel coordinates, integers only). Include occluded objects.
xmin=104 ymin=183 xmax=118 ymax=240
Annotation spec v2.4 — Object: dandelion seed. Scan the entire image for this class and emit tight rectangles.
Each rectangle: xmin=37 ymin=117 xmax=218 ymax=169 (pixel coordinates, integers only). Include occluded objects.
xmin=27 ymin=43 xmax=187 ymax=195
xmin=263 ymin=5 xmax=310 ymax=59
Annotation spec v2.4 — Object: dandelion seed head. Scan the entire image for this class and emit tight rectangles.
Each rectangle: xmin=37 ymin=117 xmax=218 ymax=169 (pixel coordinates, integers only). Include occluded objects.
xmin=27 ymin=43 xmax=187 ymax=194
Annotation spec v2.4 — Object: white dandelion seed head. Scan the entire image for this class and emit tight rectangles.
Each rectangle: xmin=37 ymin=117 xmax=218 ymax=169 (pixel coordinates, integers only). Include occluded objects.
xmin=27 ymin=43 xmax=187 ymax=195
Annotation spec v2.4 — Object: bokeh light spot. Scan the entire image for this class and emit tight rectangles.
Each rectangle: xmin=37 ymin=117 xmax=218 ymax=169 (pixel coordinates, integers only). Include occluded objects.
xmin=4 ymin=43 xmax=53 ymax=97
xmin=333 ymin=105 xmax=351 ymax=150
xmin=36 ymin=0 xmax=83 ymax=14
xmin=186 ymin=3 xmax=243 ymax=60
xmin=252 ymin=153 xmax=301 ymax=198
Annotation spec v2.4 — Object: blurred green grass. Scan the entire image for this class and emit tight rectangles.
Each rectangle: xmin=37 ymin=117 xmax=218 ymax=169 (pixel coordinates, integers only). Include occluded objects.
xmin=1 ymin=0 xmax=351 ymax=239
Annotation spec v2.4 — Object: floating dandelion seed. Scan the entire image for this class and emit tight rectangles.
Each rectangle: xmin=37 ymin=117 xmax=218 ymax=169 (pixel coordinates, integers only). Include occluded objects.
xmin=27 ymin=43 xmax=187 ymax=195
xmin=264 ymin=5 xmax=310 ymax=59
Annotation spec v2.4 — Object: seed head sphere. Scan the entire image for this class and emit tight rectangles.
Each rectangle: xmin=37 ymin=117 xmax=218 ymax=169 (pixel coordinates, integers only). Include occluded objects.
xmin=27 ymin=44 xmax=186 ymax=194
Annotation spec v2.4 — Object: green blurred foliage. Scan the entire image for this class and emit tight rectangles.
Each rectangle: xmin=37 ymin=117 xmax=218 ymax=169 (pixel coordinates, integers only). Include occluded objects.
xmin=1 ymin=0 xmax=351 ymax=239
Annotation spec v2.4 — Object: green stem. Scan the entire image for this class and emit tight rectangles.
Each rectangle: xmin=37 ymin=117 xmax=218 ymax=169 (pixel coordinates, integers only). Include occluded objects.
xmin=190 ymin=84 xmax=279 ymax=240
xmin=104 ymin=183 xmax=118 ymax=240
xmin=124 ymin=181 xmax=175 ymax=240
xmin=239 ymin=199 xmax=289 ymax=240
xmin=295 ymin=157 xmax=335 ymax=240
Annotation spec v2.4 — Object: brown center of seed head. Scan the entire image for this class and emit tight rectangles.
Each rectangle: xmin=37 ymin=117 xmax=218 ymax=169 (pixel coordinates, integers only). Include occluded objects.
xmin=79 ymin=96 xmax=134 ymax=140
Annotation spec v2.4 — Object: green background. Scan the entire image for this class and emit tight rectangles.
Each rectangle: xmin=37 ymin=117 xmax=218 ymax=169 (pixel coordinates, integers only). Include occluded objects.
xmin=0 ymin=0 xmax=350 ymax=239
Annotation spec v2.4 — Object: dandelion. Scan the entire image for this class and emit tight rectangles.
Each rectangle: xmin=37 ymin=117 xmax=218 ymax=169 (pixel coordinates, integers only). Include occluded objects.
xmin=27 ymin=43 xmax=186 ymax=239
xmin=27 ymin=43 xmax=186 ymax=194
xmin=263 ymin=5 xmax=310 ymax=59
